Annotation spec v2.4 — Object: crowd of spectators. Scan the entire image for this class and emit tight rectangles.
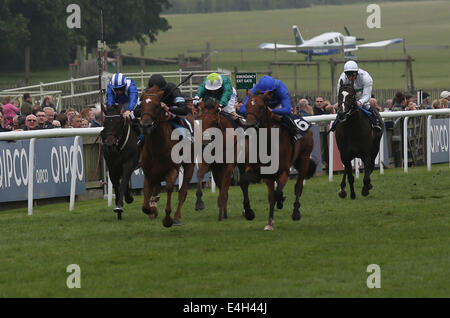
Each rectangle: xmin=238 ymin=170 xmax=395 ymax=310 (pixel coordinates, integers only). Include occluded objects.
xmin=0 ymin=93 xmax=103 ymax=132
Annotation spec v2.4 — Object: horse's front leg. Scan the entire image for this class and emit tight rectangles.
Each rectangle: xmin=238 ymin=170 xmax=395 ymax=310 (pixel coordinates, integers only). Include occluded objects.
xmin=338 ymin=170 xmax=347 ymax=199
xmin=163 ymin=169 xmax=178 ymax=228
xmin=343 ymin=160 xmax=356 ymax=200
xmin=275 ymin=170 xmax=289 ymax=211
xmin=219 ymin=164 xmax=234 ymax=220
xmin=174 ymin=163 xmax=195 ymax=225
xmin=195 ymin=162 xmax=209 ymax=211
xmin=361 ymin=158 xmax=374 ymax=197
xmin=239 ymin=165 xmax=255 ymax=220
xmin=264 ymin=179 xmax=276 ymax=231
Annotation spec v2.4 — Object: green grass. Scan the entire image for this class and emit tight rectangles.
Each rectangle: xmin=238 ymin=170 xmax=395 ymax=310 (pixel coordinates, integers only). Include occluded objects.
xmin=1 ymin=1 xmax=449 ymax=92
xmin=1 ymin=164 xmax=449 ymax=297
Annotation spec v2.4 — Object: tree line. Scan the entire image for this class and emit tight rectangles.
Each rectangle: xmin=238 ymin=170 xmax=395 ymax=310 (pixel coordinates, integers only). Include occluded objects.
xmin=0 ymin=0 xmax=171 ymax=72
xmin=163 ymin=0 xmax=420 ymax=14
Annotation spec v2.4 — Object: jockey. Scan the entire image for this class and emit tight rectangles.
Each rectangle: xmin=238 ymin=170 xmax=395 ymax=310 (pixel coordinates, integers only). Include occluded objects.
xmin=193 ymin=73 xmax=239 ymax=116
xmin=106 ymin=72 xmax=139 ymax=118
xmin=240 ymin=75 xmax=309 ymax=144
xmin=330 ymin=60 xmax=382 ymax=132
xmin=131 ymin=74 xmax=192 ymax=144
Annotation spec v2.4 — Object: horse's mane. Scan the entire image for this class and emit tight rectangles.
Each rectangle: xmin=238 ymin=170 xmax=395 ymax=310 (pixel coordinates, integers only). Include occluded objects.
xmin=203 ymin=96 xmax=219 ymax=110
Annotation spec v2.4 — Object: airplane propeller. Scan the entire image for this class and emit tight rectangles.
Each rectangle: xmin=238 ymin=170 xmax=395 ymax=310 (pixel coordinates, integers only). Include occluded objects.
xmin=344 ymin=26 xmax=365 ymax=41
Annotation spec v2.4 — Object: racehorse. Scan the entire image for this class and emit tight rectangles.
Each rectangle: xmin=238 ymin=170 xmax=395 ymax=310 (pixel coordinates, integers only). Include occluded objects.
xmin=245 ymin=91 xmax=316 ymax=231
xmin=100 ymin=104 xmax=140 ymax=220
xmin=195 ymin=96 xmax=255 ymax=221
xmin=139 ymin=87 xmax=195 ymax=227
xmin=335 ymin=80 xmax=384 ymax=199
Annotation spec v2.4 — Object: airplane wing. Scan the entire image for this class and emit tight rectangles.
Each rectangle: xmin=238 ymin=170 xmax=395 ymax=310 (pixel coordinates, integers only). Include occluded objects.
xmin=258 ymin=43 xmax=300 ymax=50
xmin=357 ymin=38 xmax=403 ymax=49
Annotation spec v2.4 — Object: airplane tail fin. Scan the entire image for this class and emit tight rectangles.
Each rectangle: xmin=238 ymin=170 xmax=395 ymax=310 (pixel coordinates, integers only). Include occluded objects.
xmin=292 ymin=25 xmax=304 ymax=46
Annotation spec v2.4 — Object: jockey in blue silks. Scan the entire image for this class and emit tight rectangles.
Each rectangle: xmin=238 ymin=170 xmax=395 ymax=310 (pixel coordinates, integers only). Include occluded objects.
xmin=240 ymin=75 xmax=310 ymax=143
xmin=106 ymin=72 xmax=142 ymax=144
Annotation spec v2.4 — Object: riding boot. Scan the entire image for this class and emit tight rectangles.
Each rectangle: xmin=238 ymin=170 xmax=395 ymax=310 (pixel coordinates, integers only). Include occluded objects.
xmin=368 ymin=107 xmax=382 ymax=131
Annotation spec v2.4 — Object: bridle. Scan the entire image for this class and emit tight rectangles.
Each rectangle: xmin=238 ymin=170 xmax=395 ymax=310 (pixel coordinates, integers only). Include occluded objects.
xmin=102 ymin=113 xmax=131 ymax=151
xmin=246 ymin=96 xmax=271 ymax=129
xmin=140 ymin=92 xmax=164 ymax=132
xmin=338 ymin=86 xmax=358 ymax=123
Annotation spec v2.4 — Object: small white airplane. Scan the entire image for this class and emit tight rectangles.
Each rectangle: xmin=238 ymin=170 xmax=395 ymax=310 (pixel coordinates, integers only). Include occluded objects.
xmin=259 ymin=25 xmax=403 ymax=60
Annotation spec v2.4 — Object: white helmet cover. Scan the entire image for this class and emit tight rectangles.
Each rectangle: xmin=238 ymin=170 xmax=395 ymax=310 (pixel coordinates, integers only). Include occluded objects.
xmin=344 ymin=60 xmax=359 ymax=72
xmin=205 ymin=73 xmax=223 ymax=90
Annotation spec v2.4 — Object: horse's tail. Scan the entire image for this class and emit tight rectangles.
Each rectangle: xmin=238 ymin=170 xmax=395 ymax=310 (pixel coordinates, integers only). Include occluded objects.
xmin=305 ymin=157 xmax=317 ymax=180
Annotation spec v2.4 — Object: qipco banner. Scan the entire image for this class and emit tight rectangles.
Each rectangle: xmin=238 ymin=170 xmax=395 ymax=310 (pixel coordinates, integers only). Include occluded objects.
xmin=0 ymin=138 xmax=85 ymax=203
xmin=430 ymin=118 xmax=450 ymax=163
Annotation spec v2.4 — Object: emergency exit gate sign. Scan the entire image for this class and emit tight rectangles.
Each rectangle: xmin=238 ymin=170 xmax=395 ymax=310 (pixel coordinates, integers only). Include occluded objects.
xmin=235 ymin=73 xmax=256 ymax=90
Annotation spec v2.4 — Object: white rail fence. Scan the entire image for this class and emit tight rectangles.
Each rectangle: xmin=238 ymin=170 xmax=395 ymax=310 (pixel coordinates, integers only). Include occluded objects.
xmin=1 ymin=109 xmax=449 ymax=215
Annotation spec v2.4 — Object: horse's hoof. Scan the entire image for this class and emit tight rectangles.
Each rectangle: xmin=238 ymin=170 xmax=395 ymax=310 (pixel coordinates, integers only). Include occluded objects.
xmin=264 ymin=225 xmax=274 ymax=231
xmin=125 ymin=195 xmax=134 ymax=204
xmin=338 ymin=190 xmax=347 ymax=199
xmin=243 ymin=209 xmax=255 ymax=221
xmin=276 ymin=195 xmax=286 ymax=210
xmin=117 ymin=212 xmax=122 ymax=220
xmin=163 ymin=216 xmax=173 ymax=228
xmin=195 ymin=201 xmax=205 ymax=211
xmin=292 ymin=211 xmax=301 ymax=221
xmin=361 ymin=188 xmax=369 ymax=197
xmin=351 ymin=193 xmax=356 ymax=200
xmin=173 ymin=219 xmax=181 ymax=226
xmin=142 ymin=207 xmax=151 ymax=215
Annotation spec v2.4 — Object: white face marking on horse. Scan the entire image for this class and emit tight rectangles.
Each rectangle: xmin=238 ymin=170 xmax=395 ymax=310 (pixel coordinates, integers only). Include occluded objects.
xmin=251 ymin=100 xmax=255 ymax=106
xmin=341 ymin=91 xmax=349 ymax=112
xmin=146 ymin=98 xmax=151 ymax=103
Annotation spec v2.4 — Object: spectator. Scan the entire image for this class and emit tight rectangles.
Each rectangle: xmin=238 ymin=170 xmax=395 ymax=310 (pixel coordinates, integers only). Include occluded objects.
xmin=57 ymin=112 xmax=68 ymax=128
xmin=440 ymin=90 xmax=450 ymax=102
xmin=420 ymin=92 xmax=431 ymax=109
xmin=20 ymin=93 xmax=33 ymax=116
xmin=369 ymin=98 xmax=382 ymax=112
xmin=90 ymin=108 xmax=103 ymax=127
xmin=65 ymin=108 xmax=76 ymax=124
xmin=44 ymin=107 xmax=55 ymax=124
xmin=13 ymin=98 xmax=20 ymax=108
xmin=392 ymin=92 xmax=406 ymax=111
xmin=1 ymin=96 xmax=19 ymax=129
xmin=35 ymin=110 xmax=46 ymax=128
xmin=313 ymin=96 xmax=332 ymax=115
xmin=41 ymin=96 xmax=56 ymax=111
xmin=384 ymin=99 xmax=393 ymax=112
xmin=297 ymin=98 xmax=314 ymax=116
xmin=431 ymin=99 xmax=440 ymax=109
xmin=0 ymin=110 xmax=11 ymax=132
xmin=323 ymin=100 xmax=336 ymax=114
xmin=52 ymin=120 xmax=61 ymax=128
xmin=24 ymin=114 xmax=38 ymax=130
xmin=31 ymin=104 xmax=42 ymax=115
xmin=439 ymin=98 xmax=449 ymax=109
xmin=405 ymin=93 xmax=414 ymax=106
xmin=406 ymin=101 xmax=417 ymax=111
xmin=12 ymin=115 xmax=25 ymax=130
xmin=70 ymin=114 xmax=83 ymax=128
xmin=80 ymin=107 xmax=94 ymax=122
xmin=81 ymin=119 xmax=89 ymax=128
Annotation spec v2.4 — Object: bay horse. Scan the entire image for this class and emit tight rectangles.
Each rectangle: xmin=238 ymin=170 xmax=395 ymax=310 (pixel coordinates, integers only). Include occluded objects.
xmin=139 ymin=87 xmax=195 ymax=227
xmin=100 ymin=104 xmax=140 ymax=220
xmin=335 ymin=80 xmax=384 ymax=199
xmin=195 ymin=96 xmax=255 ymax=221
xmin=245 ymin=91 xmax=316 ymax=231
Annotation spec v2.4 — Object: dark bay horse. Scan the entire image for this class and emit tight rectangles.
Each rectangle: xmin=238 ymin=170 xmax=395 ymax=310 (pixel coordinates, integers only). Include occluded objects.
xmin=100 ymin=104 xmax=140 ymax=220
xmin=245 ymin=91 xmax=316 ymax=231
xmin=196 ymin=96 xmax=255 ymax=221
xmin=139 ymin=87 xmax=195 ymax=227
xmin=335 ymin=80 xmax=384 ymax=199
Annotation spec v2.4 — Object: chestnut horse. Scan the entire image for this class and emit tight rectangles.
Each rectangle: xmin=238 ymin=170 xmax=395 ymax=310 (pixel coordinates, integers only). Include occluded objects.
xmin=195 ymin=96 xmax=255 ymax=221
xmin=245 ymin=91 xmax=316 ymax=231
xmin=139 ymin=87 xmax=195 ymax=227
xmin=335 ymin=80 xmax=384 ymax=199
xmin=100 ymin=104 xmax=140 ymax=220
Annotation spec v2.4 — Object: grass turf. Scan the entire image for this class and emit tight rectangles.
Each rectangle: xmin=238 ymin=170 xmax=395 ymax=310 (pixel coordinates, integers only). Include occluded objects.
xmin=0 ymin=164 xmax=449 ymax=297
